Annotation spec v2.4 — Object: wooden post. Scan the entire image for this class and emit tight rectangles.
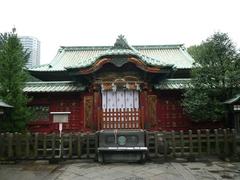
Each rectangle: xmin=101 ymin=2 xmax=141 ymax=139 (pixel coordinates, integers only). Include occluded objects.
xmin=206 ymin=129 xmax=210 ymax=155
xmin=86 ymin=133 xmax=90 ymax=158
xmin=25 ymin=133 xmax=30 ymax=159
xmin=0 ymin=133 xmax=4 ymax=158
xmin=60 ymin=133 xmax=64 ymax=158
xmin=68 ymin=133 xmax=72 ymax=158
xmin=51 ymin=133 xmax=56 ymax=158
xmin=97 ymin=108 xmax=101 ymax=130
xmin=231 ymin=129 xmax=237 ymax=157
xmin=34 ymin=133 xmax=38 ymax=158
xmin=180 ymin=130 xmax=184 ymax=156
xmin=141 ymin=106 xmax=144 ymax=129
xmin=171 ymin=130 xmax=176 ymax=157
xmin=163 ymin=131 xmax=167 ymax=159
xmin=214 ymin=129 xmax=219 ymax=155
xmin=154 ymin=132 xmax=158 ymax=157
xmin=95 ymin=132 xmax=98 ymax=159
xmin=145 ymin=131 xmax=149 ymax=151
xmin=223 ymin=129 xmax=229 ymax=155
xmin=189 ymin=130 xmax=193 ymax=156
xmin=43 ymin=133 xmax=47 ymax=158
xmin=15 ymin=133 xmax=21 ymax=159
xmin=7 ymin=133 xmax=13 ymax=159
xmin=197 ymin=130 xmax=201 ymax=156
xmin=77 ymin=133 xmax=82 ymax=158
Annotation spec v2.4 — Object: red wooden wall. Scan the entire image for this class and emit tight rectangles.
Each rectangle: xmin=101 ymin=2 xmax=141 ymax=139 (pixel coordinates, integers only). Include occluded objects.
xmin=28 ymin=93 xmax=87 ymax=133
xmin=27 ymin=90 xmax=224 ymax=133
xmin=154 ymin=90 xmax=223 ymax=131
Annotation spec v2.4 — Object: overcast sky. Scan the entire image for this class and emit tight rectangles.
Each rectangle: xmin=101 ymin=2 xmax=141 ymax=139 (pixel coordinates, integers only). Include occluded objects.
xmin=1 ymin=0 xmax=240 ymax=64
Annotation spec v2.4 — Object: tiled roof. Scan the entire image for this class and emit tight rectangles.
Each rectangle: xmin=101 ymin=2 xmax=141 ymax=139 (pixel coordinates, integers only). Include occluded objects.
xmin=24 ymin=81 xmax=85 ymax=93
xmin=24 ymin=79 xmax=190 ymax=92
xmin=0 ymin=100 xmax=13 ymax=108
xmin=29 ymin=36 xmax=194 ymax=72
xmin=154 ymin=79 xmax=191 ymax=90
xmin=224 ymin=94 xmax=240 ymax=104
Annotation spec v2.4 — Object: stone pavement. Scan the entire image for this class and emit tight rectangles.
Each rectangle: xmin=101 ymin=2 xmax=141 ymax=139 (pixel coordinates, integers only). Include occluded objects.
xmin=0 ymin=160 xmax=240 ymax=180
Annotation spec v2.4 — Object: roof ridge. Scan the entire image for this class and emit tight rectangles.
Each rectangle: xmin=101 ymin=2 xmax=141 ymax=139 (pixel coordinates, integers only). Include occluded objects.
xmin=26 ymin=81 xmax=76 ymax=84
xmin=60 ymin=44 xmax=183 ymax=51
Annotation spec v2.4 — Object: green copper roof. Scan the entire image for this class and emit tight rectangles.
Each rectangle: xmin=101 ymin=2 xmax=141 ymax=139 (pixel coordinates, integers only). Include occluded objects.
xmin=29 ymin=36 xmax=194 ymax=72
xmin=0 ymin=100 xmax=13 ymax=108
xmin=154 ymin=78 xmax=191 ymax=90
xmin=24 ymin=79 xmax=190 ymax=92
xmin=24 ymin=81 xmax=85 ymax=93
xmin=224 ymin=94 xmax=240 ymax=104
xmin=67 ymin=35 xmax=173 ymax=69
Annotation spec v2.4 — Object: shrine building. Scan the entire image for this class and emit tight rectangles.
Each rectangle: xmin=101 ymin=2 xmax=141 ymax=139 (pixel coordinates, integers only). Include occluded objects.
xmin=25 ymin=35 xmax=223 ymax=133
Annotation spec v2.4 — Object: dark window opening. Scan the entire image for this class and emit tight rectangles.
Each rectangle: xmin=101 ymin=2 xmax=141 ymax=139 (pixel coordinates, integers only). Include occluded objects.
xmin=30 ymin=105 xmax=49 ymax=121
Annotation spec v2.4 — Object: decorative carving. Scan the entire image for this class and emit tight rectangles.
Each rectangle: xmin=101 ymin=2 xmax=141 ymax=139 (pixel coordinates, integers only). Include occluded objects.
xmin=84 ymin=96 xmax=93 ymax=129
xmin=111 ymin=56 xmax=128 ymax=67
xmin=112 ymin=35 xmax=132 ymax=50
xmin=147 ymin=95 xmax=157 ymax=127
xmin=77 ymin=56 xmax=162 ymax=75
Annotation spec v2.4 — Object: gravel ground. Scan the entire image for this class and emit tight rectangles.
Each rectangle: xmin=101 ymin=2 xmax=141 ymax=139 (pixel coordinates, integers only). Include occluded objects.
xmin=0 ymin=160 xmax=240 ymax=180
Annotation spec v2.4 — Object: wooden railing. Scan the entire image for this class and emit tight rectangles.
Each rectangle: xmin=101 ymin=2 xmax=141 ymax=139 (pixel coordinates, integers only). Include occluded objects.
xmin=0 ymin=129 xmax=239 ymax=161
xmin=98 ymin=108 xmax=143 ymax=129
xmin=147 ymin=129 xmax=240 ymax=159
xmin=0 ymin=132 xmax=97 ymax=161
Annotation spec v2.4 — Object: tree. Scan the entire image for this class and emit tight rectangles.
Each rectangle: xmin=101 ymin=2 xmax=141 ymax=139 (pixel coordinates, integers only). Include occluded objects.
xmin=183 ymin=32 xmax=240 ymax=122
xmin=0 ymin=30 xmax=31 ymax=132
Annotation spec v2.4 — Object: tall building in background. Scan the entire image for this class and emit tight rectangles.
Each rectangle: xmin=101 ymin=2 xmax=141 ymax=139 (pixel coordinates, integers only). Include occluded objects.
xmin=20 ymin=36 xmax=40 ymax=68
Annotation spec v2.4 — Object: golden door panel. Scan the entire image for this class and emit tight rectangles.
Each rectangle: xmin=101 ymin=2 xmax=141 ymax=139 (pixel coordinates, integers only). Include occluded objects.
xmin=84 ymin=96 xmax=93 ymax=129
xmin=147 ymin=95 xmax=157 ymax=127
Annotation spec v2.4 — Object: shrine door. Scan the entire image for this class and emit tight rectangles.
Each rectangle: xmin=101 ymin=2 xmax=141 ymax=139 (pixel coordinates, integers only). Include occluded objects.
xmin=101 ymin=90 xmax=140 ymax=129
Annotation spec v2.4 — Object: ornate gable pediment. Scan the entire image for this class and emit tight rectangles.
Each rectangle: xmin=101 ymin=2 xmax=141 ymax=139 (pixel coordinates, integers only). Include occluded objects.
xmin=65 ymin=35 xmax=174 ymax=75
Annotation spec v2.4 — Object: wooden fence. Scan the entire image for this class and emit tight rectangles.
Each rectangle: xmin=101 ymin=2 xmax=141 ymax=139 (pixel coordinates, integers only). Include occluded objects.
xmin=0 ymin=129 xmax=239 ymax=161
xmin=147 ymin=129 xmax=240 ymax=159
xmin=0 ymin=132 xmax=97 ymax=160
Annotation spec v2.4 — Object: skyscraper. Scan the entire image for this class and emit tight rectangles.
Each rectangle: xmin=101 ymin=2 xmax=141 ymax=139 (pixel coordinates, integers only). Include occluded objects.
xmin=20 ymin=36 xmax=40 ymax=68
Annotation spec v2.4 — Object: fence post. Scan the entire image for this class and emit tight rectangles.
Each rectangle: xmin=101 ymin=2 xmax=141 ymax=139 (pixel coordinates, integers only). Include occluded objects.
xmin=95 ymin=132 xmax=99 ymax=159
xmin=206 ymin=129 xmax=210 ymax=155
xmin=86 ymin=133 xmax=90 ymax=158
xmin=34 ymin=133 xmax=38 ymax=158
xmin=7 ymin=133 xmax=13 ymax=159
xmin=25 ymin=133 xmax=30 ymax=159
xmin=60 ymin=133 xmax=64 ymax=158
xmin=214 ymin=129 xmax=219 ymax=156
xmin=231 ymin=129 xmax=237 ymax=157
xmin=68 ymin=133 xmax=72 ymax=158
xmin=145 ymin=131 xmax=149 ymax=151
xmin=189 ymin=130 xmax=193 ymax=157
xmin=223 ymin=129 xmax=229 ymax=156
xmin=171 ymin=131 xmax=176 ymax=157
xmin=0 ymin=133 xmax=4 ymax=158
xmin=15 ymin=133 xmax=21 ymax=159
xmin=197 ymin=130 xmax=201 ymax=156
xmin=43 ymin=133 xmax=47 ymax=158
xmin=77 ymin=133 xmax=82 ymax=158
xmin=180 ymin=130 xmax=184 ymax=156
xmin=154 ymin=132 xmax=158 ymax=158
xmin=163 ymin=131 xmax=168 ymax=159
xmin=51 ymin=133 xmax=56 ymax=158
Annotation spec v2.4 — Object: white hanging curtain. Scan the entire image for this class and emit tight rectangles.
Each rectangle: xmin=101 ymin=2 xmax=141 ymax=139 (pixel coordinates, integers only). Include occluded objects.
xmin=102 ymin=90 xmax=139 ymax=110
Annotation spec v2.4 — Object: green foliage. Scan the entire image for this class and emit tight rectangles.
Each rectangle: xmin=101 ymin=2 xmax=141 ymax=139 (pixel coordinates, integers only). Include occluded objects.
xmin=0 ymin=31 xmax=32 ymax=132
xmin=183 ymin=32 xmax=240 ymax=122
